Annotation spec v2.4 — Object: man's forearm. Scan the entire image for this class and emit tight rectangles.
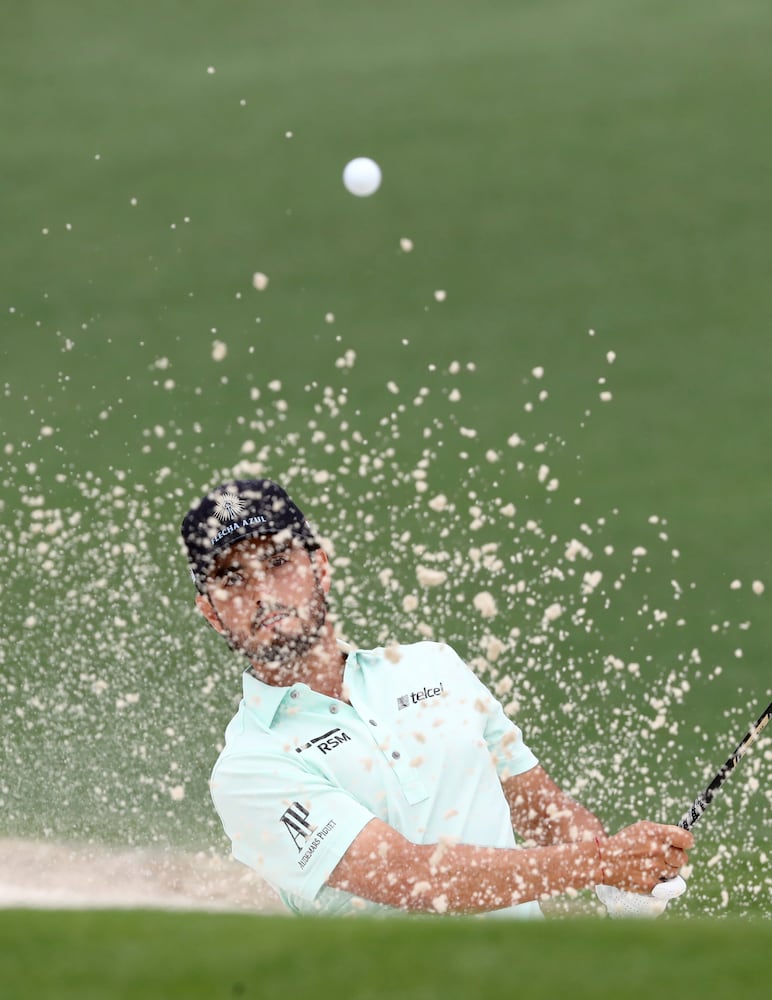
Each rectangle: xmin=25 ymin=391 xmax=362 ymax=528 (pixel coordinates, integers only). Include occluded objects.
xmin=407 ymin=838 xmax=602 ymax=913
xmin=532 ymin=798 xmax=606 ymax=846
xmin=502 ymin=767 xmax=605 ymax=847
xmin=329 ymin=817 xmax=692 ymax=914
xmin=328 ymin=819 xmax=602 ymax=914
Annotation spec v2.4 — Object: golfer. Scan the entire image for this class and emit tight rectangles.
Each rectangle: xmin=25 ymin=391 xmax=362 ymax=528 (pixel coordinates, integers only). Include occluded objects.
xmin=181 ymin=478 xmax=692 ymax=917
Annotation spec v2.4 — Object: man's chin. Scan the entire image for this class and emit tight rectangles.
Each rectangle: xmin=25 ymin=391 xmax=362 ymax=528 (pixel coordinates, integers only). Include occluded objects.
xmin=242 ymin=629 xmax=322 ymax=667
xmin=247 ymin=645 xmax=295 ymax=669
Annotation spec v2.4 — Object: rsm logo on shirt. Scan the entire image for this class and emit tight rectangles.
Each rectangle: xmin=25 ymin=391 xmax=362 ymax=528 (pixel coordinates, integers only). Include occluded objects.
xmin=397 ymin=683 xmax=444 ymax=710
xmin=295 ymin=728 xmax=351 ymax=755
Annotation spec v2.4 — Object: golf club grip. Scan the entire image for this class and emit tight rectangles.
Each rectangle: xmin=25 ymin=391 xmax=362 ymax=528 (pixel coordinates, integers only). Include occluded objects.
xmin=678 ymin=702 xmax=771 ymax=831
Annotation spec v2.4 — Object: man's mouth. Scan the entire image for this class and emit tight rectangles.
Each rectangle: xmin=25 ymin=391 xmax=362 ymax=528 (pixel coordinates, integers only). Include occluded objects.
xmin=256 ymin=612 xmax=290 ymax=631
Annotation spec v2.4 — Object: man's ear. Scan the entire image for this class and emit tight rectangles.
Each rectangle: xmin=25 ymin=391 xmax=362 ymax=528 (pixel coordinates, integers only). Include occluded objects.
xmin=195 ymin=592 xmax=224 ymax=634
xmin=310 ymin=548 xmax=331 ymax=594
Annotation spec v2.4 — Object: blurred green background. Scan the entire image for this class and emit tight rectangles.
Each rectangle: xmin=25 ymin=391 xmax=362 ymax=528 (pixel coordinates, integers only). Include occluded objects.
xmin=1 ymin=0 xmax=770 ymax=918
xmin=1 ymin=909 xmax=769 ymax=1000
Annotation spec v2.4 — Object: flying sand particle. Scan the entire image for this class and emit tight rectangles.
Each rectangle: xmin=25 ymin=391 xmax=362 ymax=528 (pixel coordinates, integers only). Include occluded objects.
xmin=473 ymin=592 xmax=497 ymax=619
xmin=416 ymin=566 xmax=447 ymax=587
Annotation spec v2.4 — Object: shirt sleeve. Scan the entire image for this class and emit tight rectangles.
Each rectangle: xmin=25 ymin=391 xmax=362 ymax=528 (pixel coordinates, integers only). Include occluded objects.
xmin=210 ymin=739 xmax=375 ymax=903
xmin=482 ymin=691 xmax=539 ymax=779
xmin=450 ymin=649 xmax=538 ymax=779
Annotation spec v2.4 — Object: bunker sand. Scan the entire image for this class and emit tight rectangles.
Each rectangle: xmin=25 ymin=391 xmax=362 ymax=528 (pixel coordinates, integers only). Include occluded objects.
xmin=0 ymin=838 xmax=283 ymax=912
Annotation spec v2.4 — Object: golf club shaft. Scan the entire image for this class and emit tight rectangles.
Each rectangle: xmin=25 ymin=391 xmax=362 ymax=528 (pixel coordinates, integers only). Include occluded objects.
xmin=679 ymin=701 xmax=772 ymax=831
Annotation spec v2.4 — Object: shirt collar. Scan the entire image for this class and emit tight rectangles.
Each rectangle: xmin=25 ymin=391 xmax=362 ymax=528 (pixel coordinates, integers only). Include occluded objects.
xmin=240 ymin=638 xmax=358 ymax=728
xmin=241 ymin=670 xmax=292 ymax=728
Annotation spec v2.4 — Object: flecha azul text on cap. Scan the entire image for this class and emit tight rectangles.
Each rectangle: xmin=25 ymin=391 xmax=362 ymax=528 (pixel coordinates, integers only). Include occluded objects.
xmin=212 ymin=515 xmax=268 ymax=547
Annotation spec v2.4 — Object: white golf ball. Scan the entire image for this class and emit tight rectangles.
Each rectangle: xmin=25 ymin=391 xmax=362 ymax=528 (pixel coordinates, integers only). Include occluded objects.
xmin=342 ymin=157 xmax=382 ymax=197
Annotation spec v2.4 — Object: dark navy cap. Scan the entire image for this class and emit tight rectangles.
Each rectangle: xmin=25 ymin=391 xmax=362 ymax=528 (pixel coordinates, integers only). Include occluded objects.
xmin=181 ymin=479 xmax=319 ymax=591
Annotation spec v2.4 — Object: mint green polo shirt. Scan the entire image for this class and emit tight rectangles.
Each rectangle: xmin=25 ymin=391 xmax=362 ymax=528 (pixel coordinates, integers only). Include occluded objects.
xmin=210 ymin=641 xmax=541 ymax=917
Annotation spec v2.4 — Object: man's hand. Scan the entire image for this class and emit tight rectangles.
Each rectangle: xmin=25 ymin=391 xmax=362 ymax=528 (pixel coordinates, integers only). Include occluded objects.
xmin=596 ymin=875 xmax=687 ymax=918
xmin=593 ymin=821 xmax=691 ymax=918
xmin=597 ymin=820 xmax=693 ymax=893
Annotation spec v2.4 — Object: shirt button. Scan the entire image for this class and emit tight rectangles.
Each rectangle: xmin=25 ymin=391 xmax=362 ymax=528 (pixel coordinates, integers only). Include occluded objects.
xmin=369 ymin=719 xmax=378 ymax=726
xmin=290 ymin=691 xmax=299 ymax=699
xmin=329 ymin=704 xmax=339 ymax=714
xmin=391 ymin=750 xmax=401 ymax=760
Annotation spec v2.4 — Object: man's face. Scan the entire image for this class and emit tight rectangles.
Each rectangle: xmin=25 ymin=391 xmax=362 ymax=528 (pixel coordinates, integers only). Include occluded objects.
xmin=197 ymin=536 xmax=330 ymax=668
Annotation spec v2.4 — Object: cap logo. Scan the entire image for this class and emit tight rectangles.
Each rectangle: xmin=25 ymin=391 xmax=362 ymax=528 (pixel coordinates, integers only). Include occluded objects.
xmin=213 ymin=489 xmax=248 ymax=523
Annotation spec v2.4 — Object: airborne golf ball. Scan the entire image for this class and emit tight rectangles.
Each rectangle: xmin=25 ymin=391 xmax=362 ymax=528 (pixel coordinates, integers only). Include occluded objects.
xmin=342 ymin=157 xmax=382 ymax=197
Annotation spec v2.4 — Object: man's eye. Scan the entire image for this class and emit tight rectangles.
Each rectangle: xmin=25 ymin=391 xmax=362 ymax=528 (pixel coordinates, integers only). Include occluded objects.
xmin=267 ymin=556 xmax=289 ymax=569
xmin=220 ymin=571 xmax=245 ymax=587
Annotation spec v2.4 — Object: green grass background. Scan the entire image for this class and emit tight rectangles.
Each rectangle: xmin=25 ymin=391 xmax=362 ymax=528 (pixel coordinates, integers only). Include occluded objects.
xmin=1 ymin=0 xmax=770 ymax=979
xmin=1 ymin=910 xmax=769 ymax=1000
